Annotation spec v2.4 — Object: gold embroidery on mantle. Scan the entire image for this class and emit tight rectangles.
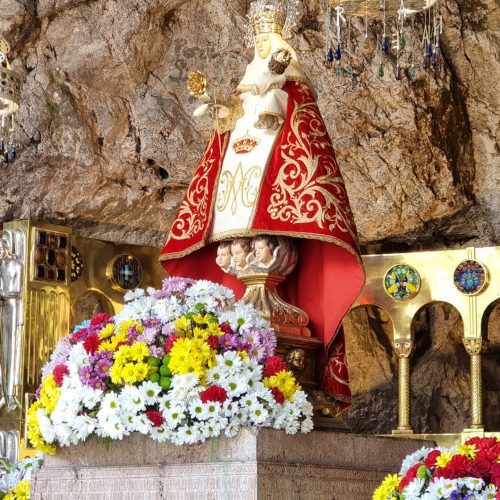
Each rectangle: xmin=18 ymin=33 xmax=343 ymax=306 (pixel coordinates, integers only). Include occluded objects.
xmin=217 ymin=163 xmax=262 ymax=215
xmin=169 ymin=133 xmax=229 ymax=241
xmin=267 ymin=84 xmax=358 ymax=240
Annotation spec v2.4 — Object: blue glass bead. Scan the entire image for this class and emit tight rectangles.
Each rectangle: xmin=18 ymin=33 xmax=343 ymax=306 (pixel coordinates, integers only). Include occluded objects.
xmin=426 ymin=42 xmax=433 ymax=58
xmin=326 ymin=47 xmax=334 ymax=62
xmin=335 ymin=44 xmax=341 ymax=61
xmin=382 ymin=36 xmax=389 ymax=53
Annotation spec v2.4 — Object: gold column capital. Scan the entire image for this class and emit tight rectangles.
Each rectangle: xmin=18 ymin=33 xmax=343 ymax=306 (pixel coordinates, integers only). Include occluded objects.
xmin=393 ymin=339 xmax=414 ymax=358
xmin=463 ymin=337 xmax=484 ymax=356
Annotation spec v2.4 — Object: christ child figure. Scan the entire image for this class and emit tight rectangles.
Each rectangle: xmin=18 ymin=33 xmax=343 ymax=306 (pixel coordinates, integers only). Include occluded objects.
xmin=230 ymin=238 xmax=251 ymax=272
xmin=215 ymin=241 xmax=234 ymax=274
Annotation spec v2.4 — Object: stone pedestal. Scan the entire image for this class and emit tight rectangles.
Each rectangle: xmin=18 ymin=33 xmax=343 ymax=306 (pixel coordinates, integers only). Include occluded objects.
xmin=31 ymin=429 xmax=434 ymax=499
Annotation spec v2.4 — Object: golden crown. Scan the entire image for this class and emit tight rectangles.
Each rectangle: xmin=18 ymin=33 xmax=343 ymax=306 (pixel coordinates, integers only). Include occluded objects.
xmin=246 ymin=0 xmax=301 ymax=44
xmin=232 ymin=133 xmax=260 ymax=154
xmin=250 ymin=3 xmax=286 ymax=36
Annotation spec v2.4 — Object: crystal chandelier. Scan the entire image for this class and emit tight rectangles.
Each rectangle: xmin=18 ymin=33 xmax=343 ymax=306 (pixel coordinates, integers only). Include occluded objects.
xmin=0 ymin=34 xmax=22 ymax=163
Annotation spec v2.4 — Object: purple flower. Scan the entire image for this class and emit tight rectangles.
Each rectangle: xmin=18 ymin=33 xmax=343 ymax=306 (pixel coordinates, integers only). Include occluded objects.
xmin=259 ymin=328 xmax=277 ymax=358
xmin=79 ymin=365 xmax=94 ymax=386
xmin=137 ymin=327 xmax=158 ymax=345
xmin=143 ymin=318 xmax=161 ymax=328
xmin=127 ymin=325 xmax=140 ymax=342
xmin=150 ymin=345 xmax=165 ymax=358
xmin=154 ymin=277 xmax=194 ymax=299
xmin=247 ymin=343 xmax=265 ymax=361
xmin=219 ymin=332 xmax=238 ymax=351
xmin=95 ymin=357 xmax=112 ymax=378
xmin=161 ymin=322 xmax=175 ymax=337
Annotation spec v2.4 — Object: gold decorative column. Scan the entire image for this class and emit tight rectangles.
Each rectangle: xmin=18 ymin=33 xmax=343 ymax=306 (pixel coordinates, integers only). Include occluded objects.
xmin=463 ymin=337 xmax=484 ymax=431
xmin=392 ymin=339 xmax=414 ymax=434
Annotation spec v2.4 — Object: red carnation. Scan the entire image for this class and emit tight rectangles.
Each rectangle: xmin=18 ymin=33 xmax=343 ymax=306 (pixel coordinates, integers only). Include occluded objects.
xmin=70 ymin=327 xmax=88 ymax=345
xmin=271 ymin=387 xmax=285 ymax=404
xmin=52 ymin=365 xmax=69 ymax=387
xmin=206 ymin=335 xmax=219 ymax=350
xmin=164 ymin=335 xmax=179 ymax=353
xmin=399 ymin=464 xmax=420 ymax=492
xmin=424 ymin=450 xmax=441 ymax=468
xmin=468 ymin=456 xmax=492 ymax=480
xmin=477 ymin=442 xmax=500 ymax=463
xmin=219 ymin=322 xmax=233 ymax=335
xmin=465 ymin=437 xmax=498 ymax=451
xmin=200 ymin=386 xmax=227 ymax=404
xmin=491 ymin=463 xmax=500 ymax=488
xmin=442 ymin=454 xmax=469 ymax=479
xmin=83 ymin=332 xmax=101 ymax=354
xmin=90 ymin=313 xmax=112 ymax=326
xmin=263 ymin=356 xmax=287 ymax=377
xmin=145 ymin=410 xmax=164 ymax=427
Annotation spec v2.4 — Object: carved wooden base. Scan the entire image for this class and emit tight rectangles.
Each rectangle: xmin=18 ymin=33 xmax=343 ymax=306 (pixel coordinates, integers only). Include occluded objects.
xmin=239 ymin=273 xmax=310 ymax=337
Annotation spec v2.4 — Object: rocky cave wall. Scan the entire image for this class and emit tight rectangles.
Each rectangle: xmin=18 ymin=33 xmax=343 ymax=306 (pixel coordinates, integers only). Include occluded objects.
xmin=1 ymin=0 xmax=499 ymax=434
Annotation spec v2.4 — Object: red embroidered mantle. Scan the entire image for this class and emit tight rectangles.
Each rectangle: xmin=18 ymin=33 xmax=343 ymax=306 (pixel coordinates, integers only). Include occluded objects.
xmin=160 ymin=81 xmax=365 ymax=407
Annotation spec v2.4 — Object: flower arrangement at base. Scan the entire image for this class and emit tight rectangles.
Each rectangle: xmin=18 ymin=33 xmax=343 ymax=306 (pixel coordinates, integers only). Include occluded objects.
xmin=0 ymin=454 xmax=43 ymax=499
xmin=27 ymin=278 xmax=313 ymax=453
xmin=373 ymin=437 xmax=500 ymax=499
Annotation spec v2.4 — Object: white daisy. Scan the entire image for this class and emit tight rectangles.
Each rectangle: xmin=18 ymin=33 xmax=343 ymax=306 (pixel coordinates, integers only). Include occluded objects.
xmin=119 ymin=385 xmax=146 ymax=413
xmin=138 ymin=381 xmax=162 ymax=405
xmin=72 ymin=415 xmax=96 ymax=441
xmin=175 ymin=425 xmax=201 ymax=445
xmin=101 ymin=416 xmax=128 ymax=440
xmin=402 ymin=478 xmax=426 ymax=499
xmin=425 ymin=477 xmax=457 ymax=498
xmin=130 ymin=414 xmax=152 ymax=435
xmin=300 ymin=417 xmax=314 ymax=433
xmin=37 ymin=409 xmax=56 ymax=443
xmin=248 ymin=402 xmax=268 ymax=425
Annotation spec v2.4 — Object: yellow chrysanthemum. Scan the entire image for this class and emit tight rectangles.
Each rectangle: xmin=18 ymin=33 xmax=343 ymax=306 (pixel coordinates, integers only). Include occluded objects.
xmin=174 ymin=316 xmax=190 ymax=332
xmin=99 ymin=330 xmax=127 ymax=352
xmin=128 ymin=342 xmax=150 ymax=362
xmin=263 ymin=371 xmax=301 ymax=401
xmin=372 ymin=474 xmax=400 ymax=500
xmin=5 ymin=479 xmax=31 ymax=499
xmin=436 ymin=452 xmax=453 ymax=468
xmin=239 ymin=351 xmax=249 ymax=361
xmin=26 ymin=401 xmax=56 ymax=455
xmin=206 ymin=322 xmax=223 ymax=336
xmin=134 ymin=362 xmax=150 ymax=381
xmin=121 ymin=362 xmax=139 ymax=385
xmin=169 ymin=337 xmax=215 ymax=379
xmin=192 ymin=313 xmax=210 ymax=325
xmin=39 ymin=375 xmax=60 ymax=414
xmin=457 ymin=443 xmax=477 ymax=459
xmin=110 ymin=363 xmax=124 ymax=385
xmin=98 ymin=322 xmax=115 ymax=340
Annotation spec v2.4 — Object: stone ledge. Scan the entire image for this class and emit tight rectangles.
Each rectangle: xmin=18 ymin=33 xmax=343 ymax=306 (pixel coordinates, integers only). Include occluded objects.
xmin=31 ymin=429 xmax=434 ymax=499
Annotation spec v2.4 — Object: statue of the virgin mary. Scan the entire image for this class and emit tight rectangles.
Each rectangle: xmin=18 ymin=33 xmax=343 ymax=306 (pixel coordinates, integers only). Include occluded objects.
xmin=160 ymin=0 xmax=365 ymax=409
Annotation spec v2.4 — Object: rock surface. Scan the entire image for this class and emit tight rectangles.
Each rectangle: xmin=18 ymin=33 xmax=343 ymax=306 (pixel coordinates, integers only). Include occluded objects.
xmin=1 ymin=0 xmax=498 ymax=434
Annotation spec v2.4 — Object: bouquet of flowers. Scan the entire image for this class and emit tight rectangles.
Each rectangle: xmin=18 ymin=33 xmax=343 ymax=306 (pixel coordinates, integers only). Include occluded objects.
xmin=27 ymin=278 xmax=313 ymax=454
xmin=0 ymin=454 xmax=43 ymax=499
xmin=373 ymin=437 xmax=500 ymax=499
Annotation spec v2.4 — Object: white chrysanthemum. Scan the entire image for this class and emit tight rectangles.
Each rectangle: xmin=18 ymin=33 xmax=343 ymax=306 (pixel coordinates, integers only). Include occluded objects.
xmin=223 ymin=421 xmax=240 ymax=438
xmin=171 ymin=373 xmax=199 ymax=391
xmin=150 ymin=425 xmax=170 ymax=442
xmin=223 ymin=375 xmax=248 ymax=398
xmin=124 ymin=288 xmax=145 ymax=301
xmin=201 ymin=416 xmax=228 ymax=439
xmin=205 ymin=366 xmax=225 ymax=385
xmin=119 ymin=385 xmax=146 ymax=413
xmin=479 ymin=485 xmax=498 ymax=500
xmin=101 ymin=416 xmax=128 ymax=440
xmin=188 ymin=399 xmax=207 ymax=421
xmin=398 ymin=446 xmax=433 ymax=476
xmin=139 ymin=381 xmax=162 ymax=405
xmin=175 ymin=425 xmax=201 ymax=445
xmin=215 ymin=351 xmax=242 ymax=372
xmin=300 ymin=417 xmax=313 ymax=433
xmin=98 ymin=393 xmax=121 ymax=418
xmin=457 ymin=477 xmax=485 ymax=492
xmin=72 ymin=415 xmax=96 ymax=441
xmin=81 ymin=386 xmax=104 ymax=410
xmin=402 ymin=478 xmax=426 ymax=499
xmin=233 ymin=409 xmax=249 ymax=426
xmin=284 ymin=419 xmax=300 ymax=435
xmin=130 ymin=414 xmax=152 ymax=435
xmin=248 ymin=402 xmax=268 ymax=425
xmin=222 ymin=400 xmax=239 ymax=417
xmin=66 ymin=344 xmax=89 ymax=374
xmin=152 ymin=296 xmax=184 ymax=323
xmin=425 ymin=477 xmax=457 ymax=498
xmin=163 ymin=405 xmax=186 ymax=429
xmin=54 ymin=423 xmax=74 ymax=447
xmin=37 ymin=409 xmax=56 ymax=443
